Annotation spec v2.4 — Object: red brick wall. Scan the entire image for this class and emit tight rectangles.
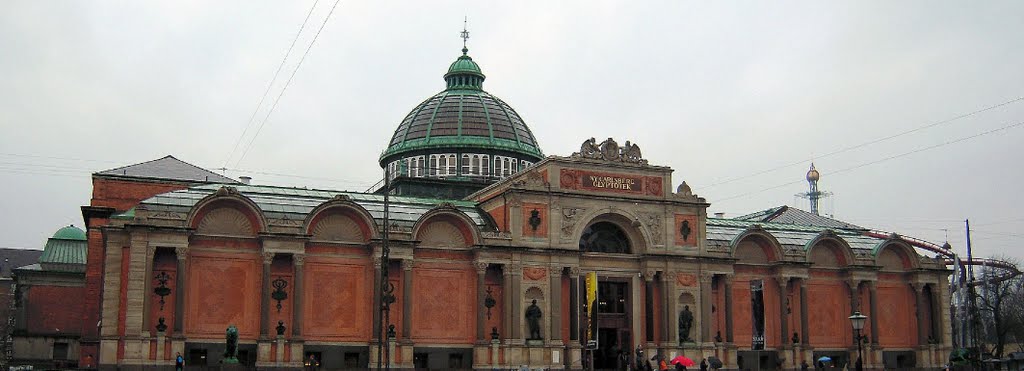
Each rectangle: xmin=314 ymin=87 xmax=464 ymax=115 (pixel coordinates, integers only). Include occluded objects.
xmin=91 ymin=177 xmax=190 ymax=211
xmin=26 ymin=285 xmax=85 ymax=335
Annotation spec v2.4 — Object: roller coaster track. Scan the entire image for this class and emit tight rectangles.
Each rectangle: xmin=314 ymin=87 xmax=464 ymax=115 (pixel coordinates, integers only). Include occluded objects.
xmin=864 ymin=230 xmax=1021 ymax=285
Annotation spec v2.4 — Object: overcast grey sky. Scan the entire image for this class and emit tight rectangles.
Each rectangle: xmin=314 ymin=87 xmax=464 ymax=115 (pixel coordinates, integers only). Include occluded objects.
xmin=2 ymin=1 xmax=1022 ymax=264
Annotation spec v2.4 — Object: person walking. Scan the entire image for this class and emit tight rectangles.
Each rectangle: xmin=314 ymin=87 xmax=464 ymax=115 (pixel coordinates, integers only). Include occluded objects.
xmin=700 ymin=359 xmax=709 ymax=371
xmin=175 ymin=352 xmax=184 ymax=371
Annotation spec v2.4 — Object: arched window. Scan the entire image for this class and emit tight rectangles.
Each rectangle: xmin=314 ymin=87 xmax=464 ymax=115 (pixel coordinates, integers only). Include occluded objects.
xmin=481 ymin=155 xmax=490 ymax=177
xmin=472 ymin=155 xmax=481 ymax=175
xmin=579 ymin=222 xmax=631 ymax=254
xmin=429 ymin=155 xmax=438 ymax=176
xmin=447 ymin=154 xmax=457 ymax=175
xmin=461 ymin=154 xmax=470 ymax=176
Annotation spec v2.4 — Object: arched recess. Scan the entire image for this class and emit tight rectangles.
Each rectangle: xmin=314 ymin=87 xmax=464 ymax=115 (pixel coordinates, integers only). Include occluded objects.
xmin=525 ymin=286 xmax=545 ymax=300
xmin=187 ymin=187 xmax=265 ymax=237
xmin=304 ymin=197 xmax=377 ymax=243
xmin=873 ymin=240 xmax=919 ymax=271
xmin=805 ymin=231 xmax=854 ymax=267
xmin=412 ymin=206 xmax=480 ymax=248
xmin=574 ymin=211 xmax=649 ymax=254
xmin=730 ymin=226 xmax=783 ymax=264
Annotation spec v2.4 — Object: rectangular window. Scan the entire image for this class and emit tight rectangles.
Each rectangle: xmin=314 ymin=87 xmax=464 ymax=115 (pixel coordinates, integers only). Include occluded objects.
xmin=429 ymin=155 xmax=438 ymax=176
xmin=511 ymin=160 xmax=518 ymax=174
xmin=416 ymin=156 xmax=425 ymax=177
xmin=53 ymin=343 xmax=69 ymax=360
xmin=438 ymin=155 xmax=447 ymax=176
xmin=472 ymin=155 xmax=481 ymax=175
xmin=461 ymin=154 xmax=470 ymax=176
xmin=447 ymin=154 xmax=457 ymax=175
xmin=481 ymin=155 xmax=490 ymax=177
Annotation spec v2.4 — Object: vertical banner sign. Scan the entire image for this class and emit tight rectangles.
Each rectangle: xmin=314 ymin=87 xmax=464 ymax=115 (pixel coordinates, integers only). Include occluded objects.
xmin=585 ymin=272 xmax=599 ymax=349
xmin=751 ymin=279 xmax=765 ymax=350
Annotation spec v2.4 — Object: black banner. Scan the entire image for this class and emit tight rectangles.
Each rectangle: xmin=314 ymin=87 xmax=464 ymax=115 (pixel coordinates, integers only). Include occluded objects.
xmin=751 ymin=280 xmax=765 ymax=350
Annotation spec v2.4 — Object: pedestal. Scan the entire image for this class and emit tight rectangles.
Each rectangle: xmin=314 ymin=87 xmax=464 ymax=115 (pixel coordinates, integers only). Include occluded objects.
xmin=156 ymin=332 xmax=166 ymax=361
xmin=491 ymin=339 xmax=501 ymax=368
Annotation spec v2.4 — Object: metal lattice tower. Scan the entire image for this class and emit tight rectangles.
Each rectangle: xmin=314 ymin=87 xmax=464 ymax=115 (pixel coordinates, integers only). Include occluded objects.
xmin=795 ymin=163 xmax=831 ymax=215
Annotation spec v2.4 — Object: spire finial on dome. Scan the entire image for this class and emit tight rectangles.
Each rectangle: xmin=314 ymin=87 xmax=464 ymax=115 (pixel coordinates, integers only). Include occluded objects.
xmin=460 ymin=16 xmax=470 ymax=55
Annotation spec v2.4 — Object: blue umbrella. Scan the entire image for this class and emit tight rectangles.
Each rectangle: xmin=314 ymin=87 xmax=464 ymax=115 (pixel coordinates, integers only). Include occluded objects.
xmin=818 ymin=356 xmax=832 ymax=363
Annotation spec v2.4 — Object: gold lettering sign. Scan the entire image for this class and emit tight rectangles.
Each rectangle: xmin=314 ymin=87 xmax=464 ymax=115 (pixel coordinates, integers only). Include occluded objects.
xmin=581 ymin=174 xmax=643 ymax=194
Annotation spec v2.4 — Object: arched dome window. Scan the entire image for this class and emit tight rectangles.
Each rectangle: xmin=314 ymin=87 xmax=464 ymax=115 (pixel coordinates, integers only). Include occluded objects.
xmin=579 ymin=222 xmax=631 ymax=254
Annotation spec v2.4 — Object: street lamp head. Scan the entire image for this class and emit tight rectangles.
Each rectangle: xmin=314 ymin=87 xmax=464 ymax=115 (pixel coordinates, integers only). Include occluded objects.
xmin=849 ymin=311 xmax=867 ymax=331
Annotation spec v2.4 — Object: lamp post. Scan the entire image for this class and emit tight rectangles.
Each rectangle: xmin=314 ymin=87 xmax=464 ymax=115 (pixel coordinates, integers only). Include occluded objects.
xmin=849 ymin=312 xmax=867 ymax=371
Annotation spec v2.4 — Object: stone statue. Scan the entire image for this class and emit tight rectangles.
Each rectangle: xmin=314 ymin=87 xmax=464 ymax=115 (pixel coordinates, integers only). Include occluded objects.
xmin=678 ymin=305 xmax=694 ymax=343
xmin=224 ymin=325 xmax=239 ymax=363
xmin=525 ymin=299 xmax=543 ymax=340
xmin=792 ymin=332 xmax=799 ymax=344
xmin=276 ymin=321 xmax=286 ymax=336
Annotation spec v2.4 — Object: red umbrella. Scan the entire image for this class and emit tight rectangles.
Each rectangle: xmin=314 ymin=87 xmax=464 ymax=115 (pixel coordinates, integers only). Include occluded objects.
xmin=671 ymin=355 xmax=696 ymax=367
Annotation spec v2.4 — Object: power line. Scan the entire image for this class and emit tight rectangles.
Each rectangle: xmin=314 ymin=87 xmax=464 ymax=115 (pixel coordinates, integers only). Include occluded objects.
xmin=223 ymin=0 xmax=322 ymax=168
xmin=234 ymin=0 xmax=342 ymax=167
xmin=714 ymin=119 xmax=1024 ymax=203
xmin=705 ymin=96 xmax=1024 ymax=188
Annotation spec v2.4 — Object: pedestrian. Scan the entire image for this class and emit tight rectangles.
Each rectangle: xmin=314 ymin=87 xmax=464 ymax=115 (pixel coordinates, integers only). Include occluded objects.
xmin=801 ymin=361 xmax=809 ymax=371
xmin=175 ymin=352 xmax=184 ymax=371
xmin=659 ymin=356 xmax=669 ymax=371
xmin=700 ymin=359 xmax=708 ymax=371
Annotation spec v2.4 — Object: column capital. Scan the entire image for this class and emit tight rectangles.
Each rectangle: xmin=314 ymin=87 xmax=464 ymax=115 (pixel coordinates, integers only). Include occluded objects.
xmin=910 ymin=281 xmax=926 ymax=293
xmin=568 ymin=266 xmax=581 ymax=278
xmin=475 ymin=261 xmax=489 ymax=275
xmin=401 ymin=259 xmax=415 ymax=271
xmin=262 ymin=252 xmax=275 ymax=265
xmin=548 ymin=263 xmax=564 ymax=274
xmin=700 ymin=272 xmax=715 ymax=281
xmin=175 ymin=246 xmax=188 ymax=261
xmin=293 ymin=254 xmax=305 ymax=266
xmin=776 ymin=276 xmax=790 ymax=290
xmin=372 ymin=256 xmax=382 ymax=268
xmin=642 ymin=270 xmax=657 ymax=282
xmin=723 ymin=273 xmax=735 ymax=282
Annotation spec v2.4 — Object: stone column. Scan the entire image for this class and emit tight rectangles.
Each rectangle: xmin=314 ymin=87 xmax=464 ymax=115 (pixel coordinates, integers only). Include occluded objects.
xmin=724 ymin=274 xmax=734 ymax=343
xmin=868 ymin=281 xmax=879 ymax=344
xmin=799 ymin=278 xmax=809 ymax=345
xmin=662 ymin=272 xmax=672 ymax=347
xmin=372 ymin=257 xmax=382 ymax=341
xmin=569 ymin=267 xmax=580 ymax=342
xmin=402 ymin=259 xmax=414 ymax=341
xmin=644 ymin=271 xmax=656 ymax=342
xmin=476 ymin=262 xmax=488 ymax=342
xmin=847 ymin=280 xmax=861 ymax=314
xmin=700 ymin=273 xmax=714 ymax=343
xmin=261 ymin=252 xmax=273 ymax=338
xmin=929 ymin=283 xmax=943 ymax=345
xmin=510 ymin=263 xmax=523 ymax=340
xmin=777 ymin=277 xmax=789 ymax=347
xmin=550 ymin=265 xmax=563 ymax=343
xmin=912 ymin=282 xmax=928 ymax=346
xmin=142 ymin=245 xmax=156 ymax=336
xmin=173 ymin=247 xmax=188 ymax=335
xmin=503 ymin=264 xmax=513 ymax=341
xmin=292 ymin=254 xmax=304 ymax=337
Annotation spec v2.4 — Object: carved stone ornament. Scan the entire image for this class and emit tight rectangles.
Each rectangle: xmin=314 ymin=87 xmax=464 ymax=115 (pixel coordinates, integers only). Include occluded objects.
xmin=560 ymin=207 xmax=586 ymax=241
xmin=523 ymin=266 xmax=548 ymax=281
xmin=572 ymin=137 xmax=648 ymax=165
xmin=528 ymin=209 xmax=542 ymax=232
xmin=676 ymin=273 xmax=697 ymax=287
xmin=332 ymin=194 xmax=352 ymax=202
xmin=676 ymin=181 xmax=693 ymax=197
xmin=215 ymin=186 xmax=238 ymax=196
xmin=640 ymin=213 xmax=663 ymax=245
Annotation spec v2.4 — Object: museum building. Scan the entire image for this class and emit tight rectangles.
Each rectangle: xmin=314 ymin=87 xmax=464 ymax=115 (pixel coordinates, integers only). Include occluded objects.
xmin=12 ymin=43 xmax=953 ymax=370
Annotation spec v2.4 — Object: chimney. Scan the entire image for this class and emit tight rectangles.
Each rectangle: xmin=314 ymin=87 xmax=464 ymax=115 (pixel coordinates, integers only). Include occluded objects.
xmin=239 ymin=176 xmax=251 ymax=185
xmin=714 ymin=212 xmax=725 ymax=218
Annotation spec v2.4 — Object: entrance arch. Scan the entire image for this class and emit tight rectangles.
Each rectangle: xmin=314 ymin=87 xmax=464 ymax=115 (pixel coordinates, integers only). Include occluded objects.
xmin=579 ymin=221 xmax=632 ymax=254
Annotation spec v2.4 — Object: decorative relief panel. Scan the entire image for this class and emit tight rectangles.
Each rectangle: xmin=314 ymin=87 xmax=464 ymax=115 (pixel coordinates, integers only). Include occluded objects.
xmin=676 ymin=273 xmax=697 ymax=287
xmin=311 ymin=214 xmax=364 ymax=243
xmin=521 ymin=203 xmax=549 ymax=238
xmin=523 ymin=267 xmax=548 ymax=281
xmin=196 ymin=208 xmax=254 ymax=237
xmin=187 ymin=255 xmax=260 ymax=337
xmin=559 ymin=207 xmax=587 ymax=243
xmin=639 ymin=212 xmax=664 ymax=245
xmin=418 ymin=221 xmax=467 ymax=248
xmin=303 ymin=262 xmax=368 ymax=339
xmin=674 ymin=214 xmax=699 ymax=247
xmin=412 ymin=267 xmax=474 ymax=342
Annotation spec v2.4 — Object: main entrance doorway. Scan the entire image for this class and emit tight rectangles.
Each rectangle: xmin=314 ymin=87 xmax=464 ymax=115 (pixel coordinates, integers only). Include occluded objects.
xmin=593 ymin=281 xmax=633 ymax=370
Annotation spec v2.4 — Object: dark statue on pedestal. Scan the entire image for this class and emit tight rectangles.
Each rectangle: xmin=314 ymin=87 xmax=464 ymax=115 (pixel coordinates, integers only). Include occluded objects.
xmin=678 ymin=305 xmax=694 ymax=343
xmin=276 ymin=321 xmax=286 ymax=336
xmin=224 ymin=325 xmax=239 ymax=363
xmin=525 ymin=299 xmax=543 ymax=340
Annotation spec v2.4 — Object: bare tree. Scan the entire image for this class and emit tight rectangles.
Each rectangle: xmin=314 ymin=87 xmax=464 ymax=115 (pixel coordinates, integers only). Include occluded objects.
xmin=975 ymin=256 xmax=1022 ymax=358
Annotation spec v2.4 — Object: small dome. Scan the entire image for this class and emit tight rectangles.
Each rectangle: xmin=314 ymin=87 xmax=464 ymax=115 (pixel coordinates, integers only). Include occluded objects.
xmin=52 ymin=225 xmax=86 ymax=241
xmin=381 ymin=47 xmax=543 ymax=166
xmin=806 ymin=163 xmax=820 ymax=182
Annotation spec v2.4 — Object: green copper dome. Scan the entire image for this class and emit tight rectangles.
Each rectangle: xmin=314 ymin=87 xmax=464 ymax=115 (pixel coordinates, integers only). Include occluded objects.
xmin=380 ymin=47 xmax=543 ymax=165
xmin=51 ymin=225 xmax=86 ymax=241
